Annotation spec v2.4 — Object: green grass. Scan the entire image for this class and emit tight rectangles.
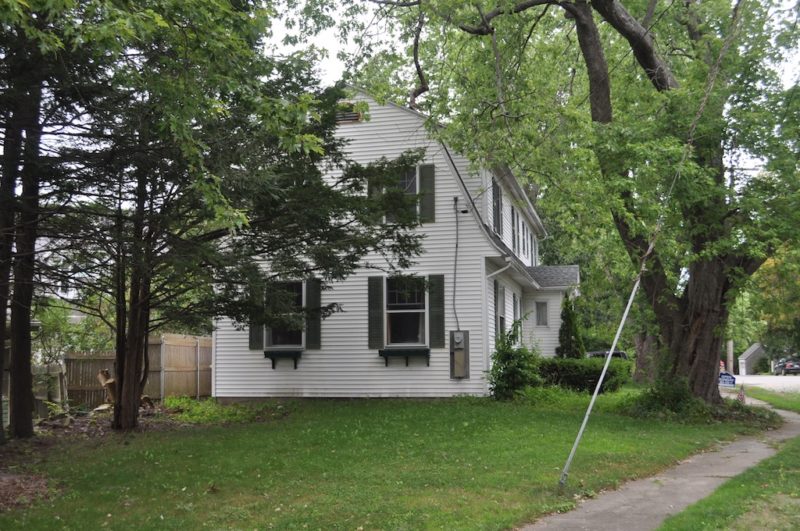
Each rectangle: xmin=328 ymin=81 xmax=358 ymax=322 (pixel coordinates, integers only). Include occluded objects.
xmin=743 ymin=386 xmax=800 ymax=413
xmin=659 ymin=434 xmax=800 ymax=530
xmin=0 ymin=392 xmax=775 ymax=530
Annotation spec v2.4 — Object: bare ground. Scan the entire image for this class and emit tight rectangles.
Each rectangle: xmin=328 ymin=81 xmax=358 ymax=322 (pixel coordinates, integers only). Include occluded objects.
xmin=0 ymin=406 xmax=186 ymax=513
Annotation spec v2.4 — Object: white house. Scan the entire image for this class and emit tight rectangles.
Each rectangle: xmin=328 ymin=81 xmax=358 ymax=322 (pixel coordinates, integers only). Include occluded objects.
xmin=212 ymin=94 xmax=579 ymax=398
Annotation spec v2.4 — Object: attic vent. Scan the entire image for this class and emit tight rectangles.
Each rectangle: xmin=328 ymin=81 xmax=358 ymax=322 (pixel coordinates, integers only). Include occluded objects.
xmin=336 ymin=102 xmax=363 ymax=124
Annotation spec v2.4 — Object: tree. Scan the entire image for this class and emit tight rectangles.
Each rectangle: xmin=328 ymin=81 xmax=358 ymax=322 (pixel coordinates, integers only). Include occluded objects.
xmin=751 ymin=246 xmax=800 ymax=357
xmin=556 ymin=294 xmax=585 ymax=359
xmin=345 ymin=0 xmax=799 ymax=403
xmin=3 ymin=1 xmax=424 ymax=434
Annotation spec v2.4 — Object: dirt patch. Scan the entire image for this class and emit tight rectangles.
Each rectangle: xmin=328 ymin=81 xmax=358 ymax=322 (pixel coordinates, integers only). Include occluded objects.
xmin=0 ymin=472 xmax=51 ymax=512
xmin=0 ymin=406 xmax=189 ymax=512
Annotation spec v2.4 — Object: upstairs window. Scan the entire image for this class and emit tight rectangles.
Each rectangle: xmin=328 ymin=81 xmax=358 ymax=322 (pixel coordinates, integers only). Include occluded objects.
xmin=511 ymin=208 xmax=518 ymax=253
xmin=492 ymin=179 xmax=503 ymax=236
xmin=386 ymin=277 xmax=426 ymax=345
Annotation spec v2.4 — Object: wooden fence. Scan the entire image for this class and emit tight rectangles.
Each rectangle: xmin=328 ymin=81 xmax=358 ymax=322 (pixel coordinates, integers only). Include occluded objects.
xmin=65 ymin=334 xmax=212 ymax=408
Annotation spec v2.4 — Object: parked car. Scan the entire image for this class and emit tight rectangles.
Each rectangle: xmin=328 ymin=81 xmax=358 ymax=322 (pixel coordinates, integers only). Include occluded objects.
xmin=587 ymin=350 xmax=629 ymax=360
xmin=773 ymin=357 xmax=800 ymax=375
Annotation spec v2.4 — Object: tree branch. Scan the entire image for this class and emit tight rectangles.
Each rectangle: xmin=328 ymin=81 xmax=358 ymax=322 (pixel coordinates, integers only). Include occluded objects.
xmin=457 ymin=0 xmax=558 ymax=35
xmin=590 ymin=0 xmax=679 ymax=91
xmin=409 ymin=9 xmax=429 ymax=108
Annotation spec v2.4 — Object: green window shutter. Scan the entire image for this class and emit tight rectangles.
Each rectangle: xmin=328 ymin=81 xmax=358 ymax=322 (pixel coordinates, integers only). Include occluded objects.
xmin=305 ymin=278 xmax=322 ymax=350
xmin=248 ymin=324 xmax=263 ymax=350
xmin=248 ymin=283 xmax=264 ymax=350
xmin=368 ymin=276 xmax=384 ymax=349
xmin=419 ymin=164 xmax=435 ymax=223
xmin=428 ymin=274 xmax=445 ymax=348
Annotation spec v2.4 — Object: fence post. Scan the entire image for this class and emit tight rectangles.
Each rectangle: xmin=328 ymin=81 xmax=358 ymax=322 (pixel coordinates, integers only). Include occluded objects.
xmin=159 ymin=336 xmax=165 ymax=401
xmin=195 ymin=337 xmax=200 ymax=400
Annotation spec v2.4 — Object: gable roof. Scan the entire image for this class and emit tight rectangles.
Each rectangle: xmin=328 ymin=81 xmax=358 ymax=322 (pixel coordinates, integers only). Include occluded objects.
xmin=739 ymin=343 xmax=764 ymax=361
xmin=527 ymin=265 xmax=580 ymax=288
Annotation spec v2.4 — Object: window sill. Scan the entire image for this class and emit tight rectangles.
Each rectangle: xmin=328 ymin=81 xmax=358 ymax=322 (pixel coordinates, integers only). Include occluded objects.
xmin=379 ymin=348 xmax=430 ymax=367
xmin=264 ymin=349 xmax=302 ymax=369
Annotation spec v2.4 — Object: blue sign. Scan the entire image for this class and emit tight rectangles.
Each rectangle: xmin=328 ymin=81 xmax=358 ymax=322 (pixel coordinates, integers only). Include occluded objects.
xmin=719 ymin=372 xmax=736 ymax=388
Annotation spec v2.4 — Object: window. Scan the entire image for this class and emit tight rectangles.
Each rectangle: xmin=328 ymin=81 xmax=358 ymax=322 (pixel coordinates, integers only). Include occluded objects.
xmin=511 ymin=208 xmax=518 ymax=253
xmin=512 ymin=292 xmax=519 ymax=322
xmin=492 ymin=178 xmax=503 ymax=236
xmin=385 ymin=167 xmax=418 ymax=223
xmin=495 ymin=281 xmax=506 ymax=336
xmin=522 ymin=224 xmax=528 ymax=257
xmin=386 ymin=277 xmax=426 ymax=345
xmin=535 ymin=301 xmax=548 ymax=326
xmin=268 ymin=282 xmax=304 ymax=347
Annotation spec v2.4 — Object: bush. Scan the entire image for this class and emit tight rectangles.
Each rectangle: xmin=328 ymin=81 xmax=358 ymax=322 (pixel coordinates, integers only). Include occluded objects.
xmin=617 ymin=379 xmax=782 ymax=428
xmin=753 ymin=356 xmax=770 ymax=374
xmin=489 ymin=321 xmax=541 ymax=400
xmin=538 ymin=357 xmax=632 ymax=393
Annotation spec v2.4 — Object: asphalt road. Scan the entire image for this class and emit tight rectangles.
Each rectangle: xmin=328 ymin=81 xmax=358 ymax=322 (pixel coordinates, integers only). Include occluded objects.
xmin=736 ymin=374 xmax=800 ymax=392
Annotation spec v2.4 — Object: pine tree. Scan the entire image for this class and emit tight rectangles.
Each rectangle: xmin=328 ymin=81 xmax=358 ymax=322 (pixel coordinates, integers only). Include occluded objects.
xmin=556 ymin=294 xmax=585 ymax=359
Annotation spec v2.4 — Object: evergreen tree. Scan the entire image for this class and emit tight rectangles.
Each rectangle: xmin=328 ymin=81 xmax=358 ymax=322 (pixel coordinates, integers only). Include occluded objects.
xmin=556 ymin=294 xmax=585 ymax=359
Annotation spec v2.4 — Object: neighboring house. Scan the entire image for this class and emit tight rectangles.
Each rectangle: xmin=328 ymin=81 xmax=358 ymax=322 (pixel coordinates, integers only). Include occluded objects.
xmin=738 ymin=343 xmax=766 ymax=375
xmin=212 ymin=93 xmax=579 ymax=398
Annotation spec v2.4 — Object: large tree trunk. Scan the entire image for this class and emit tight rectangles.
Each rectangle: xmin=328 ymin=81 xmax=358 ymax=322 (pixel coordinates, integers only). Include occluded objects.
xmin=664 ymin=259 xmax=732 ymax=403
xmin=633 ymin=331 xmax=659 ymax=384
xmin=9 ymin=78 xmax=43 ymax=439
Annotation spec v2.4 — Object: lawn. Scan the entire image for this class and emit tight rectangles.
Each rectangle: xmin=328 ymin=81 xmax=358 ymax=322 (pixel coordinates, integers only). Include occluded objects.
xmin=0 ymin=392 xmax=774 ymax=530
xmin=743 ymin=386 xmax=800 ymax=413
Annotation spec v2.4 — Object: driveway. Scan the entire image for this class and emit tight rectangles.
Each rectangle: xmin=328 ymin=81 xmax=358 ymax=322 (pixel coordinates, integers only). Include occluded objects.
xmin=736 ymin=374 xmax=800 ymax=392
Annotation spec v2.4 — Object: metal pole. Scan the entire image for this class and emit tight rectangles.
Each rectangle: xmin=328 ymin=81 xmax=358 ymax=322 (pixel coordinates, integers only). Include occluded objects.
xmin=559 ymin=277 xmax=642 ymax=488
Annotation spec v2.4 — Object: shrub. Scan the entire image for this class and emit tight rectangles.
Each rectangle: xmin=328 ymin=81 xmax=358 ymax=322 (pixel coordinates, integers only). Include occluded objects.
xmin=617 ymin=379 xmax=782 ymax=428
xmin=489 ymin=321 xmax=541 ymax=400
xmin=753 ymin=356 xmax=770 ymax=374
xmin=538 ymin=357 xmax=632 ymax=393
xmin=555 ymin=294 xmax=585 ymax=359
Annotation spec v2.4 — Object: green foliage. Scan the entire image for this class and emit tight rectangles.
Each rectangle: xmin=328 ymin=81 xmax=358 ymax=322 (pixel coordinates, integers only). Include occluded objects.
xmin=753 ymin=356 xmax=771 ymax=374
xmin=618 ymin=380 xmax=780 ymax=428
xmin=488 ymin=321 xmax=541 ymax=400
xmin=163 ymin=397 xmax=283 ymax=424
xmin=33 ymin=299 xmax=115 ymax=363
xmin=538 ymin=357 xmax=632 ymax=394
xmin=725 ymin=291 xmax=766 ymax=356
xmin=555 ymin=294 xmax=585 ymax=359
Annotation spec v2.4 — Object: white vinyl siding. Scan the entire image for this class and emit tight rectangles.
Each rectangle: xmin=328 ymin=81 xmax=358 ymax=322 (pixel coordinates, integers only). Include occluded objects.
xmin=213 ymin=95 xmax=494 ymax=398
xmin=521 ymin=291 xmax=565 ymax=357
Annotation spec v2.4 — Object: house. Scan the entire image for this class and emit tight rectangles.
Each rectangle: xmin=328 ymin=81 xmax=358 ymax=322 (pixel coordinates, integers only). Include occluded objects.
xmin=212 ymin=94 xmax=579 ymax=398
xmin=738 ymin=343 xmax=766 ymax=375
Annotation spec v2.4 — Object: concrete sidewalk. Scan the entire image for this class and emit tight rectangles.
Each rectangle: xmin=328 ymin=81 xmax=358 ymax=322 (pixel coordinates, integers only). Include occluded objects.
xmin=521 ymin=397 xmax=800 ymax=531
